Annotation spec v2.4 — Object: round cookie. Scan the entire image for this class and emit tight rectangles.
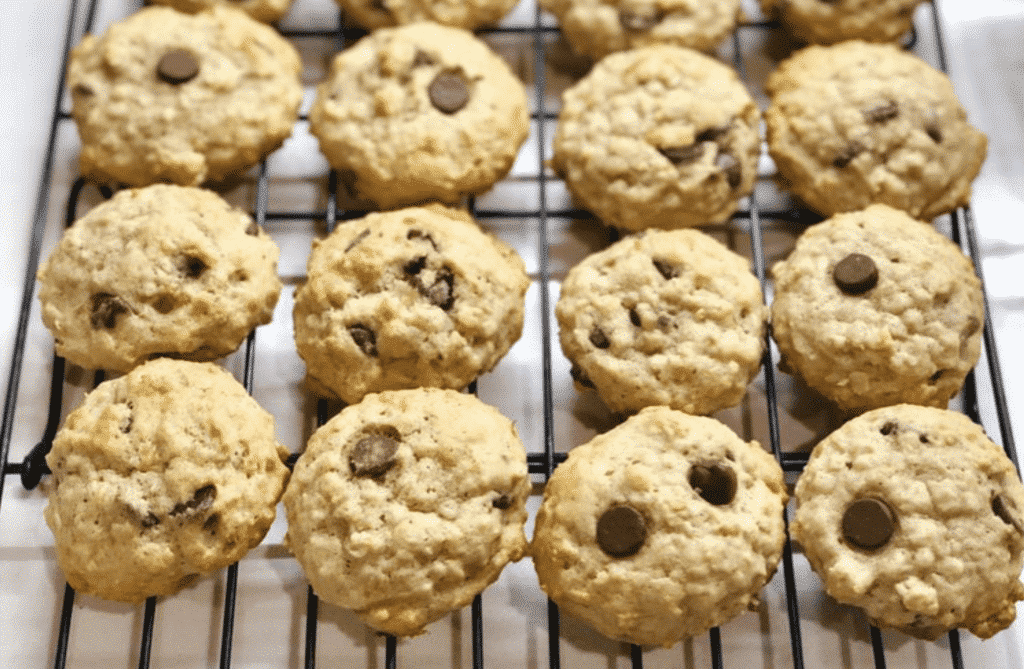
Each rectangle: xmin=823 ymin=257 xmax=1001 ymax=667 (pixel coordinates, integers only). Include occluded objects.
xmin=68 ymin=5 xmax=302 ymax=187
xmin=769 ymin=204 xmax=984 ymax=413
xmin=539 ymin=0 xmax=742 ymax=61
xmin=552 ymin=45 xmax=761 ymax=231
xmin=759 ymin=0 xmax=925 ymax=45
xmin=37 ymin=184 xmax=282 ymax=372
xmin=531 ymin=407 xmax=787 ymax=646
xmin=308 ymin=23 xmax=530 ymax=209
xmin=792 ymin=404 xmax=1024 ymax=640
xmin=332 ymin=0 xmax=518 ymax=31
xmin=283 ymin=388 xmax=531 ymax=637
xmin=292 ymin=205 xmax=530 ymax=404
xmin=44 ymin=358 xmax=291 ymax=603
xmin=764 ymin=40 xmax=987 ymax=220
xmin=147 ymin=0 xmax=295 ymax=23
xmin=556 ymin=228 xmax=766 ymax=416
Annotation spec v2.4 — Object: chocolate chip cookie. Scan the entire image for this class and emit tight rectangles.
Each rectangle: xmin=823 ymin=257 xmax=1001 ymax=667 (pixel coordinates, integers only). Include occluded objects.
xmin=68 ymin=5 xmax=302 ymax=186
xmin=309 ymin=22 xmax=530 ymax=209
xmin=283 ymin=388 xmax=530 ymax=637
xmin=556 ymin=228 xmax=766 ymax=416
xmin=769 ymin=204 xmax=984 ymax=413
xmin=44 ymin=358 xmax=291 ymax=603
xmin=552 ymin=45 xmax=761 ymax=231
xmin=332 ymin=0 xmax=519 ymax=31
xmin=37 ymin=184 xmax=282 ymax=372
xmin=765 ymin=40 xmax=987 ymax=220
xmin=148 ymin=0 xmax=295 ymax=23
xmin=292 ymin=205 xmax=529 ymax=404
xmin=759 ymin=0 xmax=925 ymax=45
xmin=792 ymin=404 xmax=1024 ymax=640
xmin=531 ymin=406 xmax=787 ymax=646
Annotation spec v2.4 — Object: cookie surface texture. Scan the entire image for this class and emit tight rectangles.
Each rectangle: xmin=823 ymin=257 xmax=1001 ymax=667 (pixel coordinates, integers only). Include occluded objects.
xmin=309 ymin=23 xmax=529 ymax=209
xmin=770 ymin=204 xmax=983 ymax=413
xmin=540 ymin=0 xmax=740 ymax=61
xmin=792 ymin=404 xmax=1024 ymax=639
xmin=293 ymin=205 xmax=530 ymax=404
xmin=759 ymin=0 xmax=925 ymax=45
xmin=532 ymin=407 xmax=787 ymax=646
xmin=332 ymin=0 xmax=518 ymax=30
xmin=556 ymin=228 xmax=766 ymax=415
xmin=37 ymin=184 xmax=282 ymax=372
xmin=68 ymin=5 xmax=302 ymax=186
xmin=765 ymin=41 xmax=986 ymax=220
xmin=283 ymin=388 xmax=531 ymax=636
xmin=552 ymin=45 xmax=760 ymax=231
xmin=147 ymin=0 xmax=295 ymax=23
xmin=44 ymin=358 xmax=291 ymax=603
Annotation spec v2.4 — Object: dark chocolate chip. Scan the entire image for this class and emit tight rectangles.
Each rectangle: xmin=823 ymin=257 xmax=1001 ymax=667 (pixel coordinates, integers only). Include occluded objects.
xmin=618 ymin=8 xmax=661 ymax=31
xmin=141 ymin=512 xmax=160 ymax=528
xmin=596 ymin=504 xmax=647 ymax=558
xmin=589 ymin=326 xmax=610 ymax=349
xmin=863 ymin=101 xmax=899 ymax=124
xmin=245 ymin=221 xmax=260 ymax=236
xmin=880 ymin=420 xmax=898 ymax=435
xmin=422 ymin=268 xmax=454 ymax=310
xmin=182 ymin=256 xmax=208 ymax=279
xmin=652 ymin=258 xmax=678 ymax=280
xmin=993 ymin=495 xmax=1024 ymax=534
xmin=90 ymin=292 xmax=130 ymax=329
xmin=203 ymin=513 xmax=220 ymax=532
xmin=629 ymin=307 xmax=641 ymax=327
xmin=492 ymin=493 xmax=513 ymax=510
xmin=926 ymin=124 xmax=943 ymax=143
xmin=345 ymin=228 xmax=371 ymax=253
xmin=833 ymin=253 xmax=878 ymax=295
xmin=350 ymin=433 xmax=400 ymax=478
xmin=688 ymin=462 xmax=737 ymax=506
xmin=404 ymin=255 xmax=428 ymax=276
xmin=429 ymin=70 xmax=469 ymax=114
xmin=715 ymin=151 xmax=742 ymax=189
xmin=407 ymin=229 xmax=439 ymax=250
xmin=157 ymin=49 xmax=200 ymax=85
xmin=659 ymin=144 xmax=703 ymax=164
xmin=349 ymin=324 xmax=378 ymax=357
xmin=842 ymin=497 xmax=896 ymax=550
xmin=171 ymin=484 xmax=217 ymax=516
xmin=833 ymin=142 xmax=864 ymax=168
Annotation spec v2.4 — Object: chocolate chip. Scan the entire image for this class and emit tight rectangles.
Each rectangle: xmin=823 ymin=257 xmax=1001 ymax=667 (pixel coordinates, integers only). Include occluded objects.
xmin=863 ymin=101 xmax=899 ymax=124
xmin=629 ymin=308 xmax=641 ymax=327
xmin=618 ymin=8 xmax=661 ymax=31
xmin=345 ymin=228 xmax=371 ymax=253
xmin=349 ymin=324 xmax=377 ymax=356
xmin=659 ymin=144 xmax=703 ymax=164
xmin=993 ymin=495 xmax=1024 ymax=534
xmin=833 ymin=142 xmax=864 ymax=168
xmin=421 ymin=268 xmax=454 ymax=310
xmin=429 ymin=70 xmax=469 ymax=114
xmin=403 ymin=255 xmax=427 ymax=276
xmin=688 ymin=462 xmax=737 ymax=506
xmin=407 ymin=229 xmax=439 ymax=250
xmin=492 ymin=493 xmax=513 ymax=510
xmin=570 ymin=364 xmax=595 ymax=388
xmin=350 ymin=433 xmax=400 ymax=478
xmin=182 ymin=256 xmax=208 ymax=279
xmin=589 ymin=326 xmax=610 ymax=349
xmin=141 ymin=512 xmax=160 ymax=528
xmin=171 ymin=484 xmax=217 ymax=516
xmin=926 ymin=124 xmax=943 ymax=143
xmin=928 ymin=369 xmax=946 ymax=383
xmin=157 ymin=49 xmax=200 ymax=85
xmin=880 ymin=420 xmax=898 ymax=435
xmin=203 ymin=513 xmax=220 ymax=532
xmin=90 ymin=292 xmax=130 ymax=329
xmin=596 ymin=504 xmax=647 ymax=558
xmin=833 ymin=253 xmax=878 ymax=295
xmin=842 ymin=497 xmax=896 ymax=550
xmin=652 ymin=258 xmax=678 ymax=280
xmin=715 ymin=151 xmax=742 ymax=189
xmin=245 ymin=221 xmax=260 ymax=236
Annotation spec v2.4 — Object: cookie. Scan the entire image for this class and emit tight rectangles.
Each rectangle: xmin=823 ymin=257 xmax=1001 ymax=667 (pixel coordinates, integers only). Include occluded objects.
xmin=539 ymin=0 xmax=742 ymax=61
xmin=309 ymin=23 xmax=530 ymax=209
xmin=759 ymin=0 xmax=925 ymax=45
xmin=531 ymin=406 xmax=787 ymax=646
xmin=556 ymin=228 xmax=766 ymax=416
xmin=148 ymin=0 xmax=295 ymax=23
xmin=68 ymin=5 xmax=302 ymax=187
xmin=792 ymin=404 xmax=1024 ymax=640
xmin=551 ymin=45 xmax=761 ymax=231
xmin=292 ymin=205 xmax=530 ymax=404
xmin=769 ymin=204 xmax=984 ymax=413
xmin=764 ymin=41 xmax=987 ymax=220
xmin=332 ymin=0 xmax=518 ymax=31
xmin=44 ymin=358 xmax=291 ymax=603
xmin=283 ymin=388 xmax=531 ymax=637
xmin=37 ymin=184 xmax=282 ymax=372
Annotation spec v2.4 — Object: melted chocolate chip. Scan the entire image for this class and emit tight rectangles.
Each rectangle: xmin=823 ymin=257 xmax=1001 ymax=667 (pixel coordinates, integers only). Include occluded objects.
xmin=589 ymin=326 xmax=610 ymax=349
xmin=404 ymin=255 xmax=427 ymax=276
xmin=407 ymin=229 xmax=439 ymax=250
xmin=350 ymin=433 xmax=400 ymax=478
xmin=596 ymin=504 xmax=647 ymax=558
xmin=245 ymin=221 xmax=260 ymax=236
xmin=421 ymin=268 xmax=455 ymax=310
xmin=715 ymin=151 xmax=742 ymax=189
xmin=652 ymin=258 xmax=678 ymax=280
xmin=141 ymin=512 xmax=160 ymax=528
xmin=628 ymin=308 xmax=641 ymax=327
xmin=171 ymin=484 xmax=217 ymax=516
xmin=429 ymin=70 xmax=469 ymax=114
xmin=659 ymin=144 xmax=704 ymax=164
xmin=833 ymin=253 xmax=878 ymax=295
xmin=833 ymin=142 xmax=864 ymax=169
xmin=349 ymin=324 xmax=377 ymax=356
xmin=618 ymin=8 xmax=661 ymax=31
xmin=90 ymin=292 xmax=130 ymax=329
xmin=182 ymin=256 xmax=208 ymax=279
xmin=688 ymin=462 xmax=737 ymax=506
xmin=993 ymin=495 xmax=1024 ymax=534
xmin=203 ymin=513 xmax=220 ymax=532
xmin=880 ymin=420 xmax=898 ymax=436
xmin=926 ymin=124 xmax=943 ymax=143
xmin=157 ymin=49 xmax=200 ymax=85
xmin=842 ymin=497 xmax=896 ymax=550
xmin=863 ymin=101 xmax=899 ymax=124
xmin=492 ymin=493 xmax=513 ymax=510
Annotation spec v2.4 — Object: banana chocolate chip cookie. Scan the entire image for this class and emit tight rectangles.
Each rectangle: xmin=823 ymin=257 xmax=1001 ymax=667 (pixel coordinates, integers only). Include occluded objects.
xmin=148 ymin=0 xmax=295 ymax=23
xmin=332 ymin=0 xmax=519 ymax=31
xmin=759 ymin=0 xmax=926 ymax=45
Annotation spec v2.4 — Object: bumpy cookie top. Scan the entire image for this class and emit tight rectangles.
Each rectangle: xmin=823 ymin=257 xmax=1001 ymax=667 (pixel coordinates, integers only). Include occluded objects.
xmin=770 ymin=204 xmax=983 ymax=413
xmin=37 ymin=184 xmax=282 ymax=372
xmin=532 ymin=407 xmax=787 ymax=646
xmin=539 ymin=0 xmax=742 ymax=60
xmin=759 ymin=0 xmax=925 ymax=45
xmin=44 ymin=358 xmax=291 ymax=603
xmin=68 ymin=5 xmax=302 ymax=186
xmin=792 ymin=404 xmax=1024 ymax=639
xmin=293 ymin=206 xmax=529 ymax=404
xmin=332 ymin=0 xmax=519 ymax=30
xmin=556 ymin=229 xmax=766 ymax=415
xmin=765 ymin=41 xmax=986 ymax=220
xmin=283 ymin=388 xmax=530 ymax=637
xmin=309 ymin=23 xmax=529 ymax=209
xmin=552 ymin=45 xmax=761 ymax=231
xmin=148 ymin=0 xmax=295 ymax=23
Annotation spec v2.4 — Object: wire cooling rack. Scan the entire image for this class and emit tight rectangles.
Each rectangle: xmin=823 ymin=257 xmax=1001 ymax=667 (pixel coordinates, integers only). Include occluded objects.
xmin=1 ymin=0 xmax=1020 ymax=667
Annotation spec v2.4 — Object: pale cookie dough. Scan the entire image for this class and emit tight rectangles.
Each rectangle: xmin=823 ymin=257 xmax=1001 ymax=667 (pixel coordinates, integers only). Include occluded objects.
xmin=557 ymin=228 xmax=766 ymax=416
xmin=283 ymin=388 xmax=530 ymax=637
xmin=148 ymin=0 xmax=295 ymax=23
xmin=309 ymin=23 xmax=530 ymax=209
xmin=792 ymin=404 xmax=1024 ymax=640
xmin=37 ymin=184 xmax=282 ymax=372
xmin=68 ymin=5 xmax=302 ymax=187
xmin=333 ymin=0 xmax=519 ymax=31
xmin=552 ymin=45 xmax=761 ymax=231
xmin=532 ymin=407 xmax=787 ymax=646
xmin=765 ymin=40 xmax=987 ymax=220
xmin=759 ymin=0 xmax=925 ymax=45
xmin=44 ymin=358 xmax=291 ymax=603
xmin=540 ymin=0 xmax=742 ymax=61
xmin=293 ymin=205 xmax=529 ymax=404
xmin=770 ymin=205 xmax=983 ymax=413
